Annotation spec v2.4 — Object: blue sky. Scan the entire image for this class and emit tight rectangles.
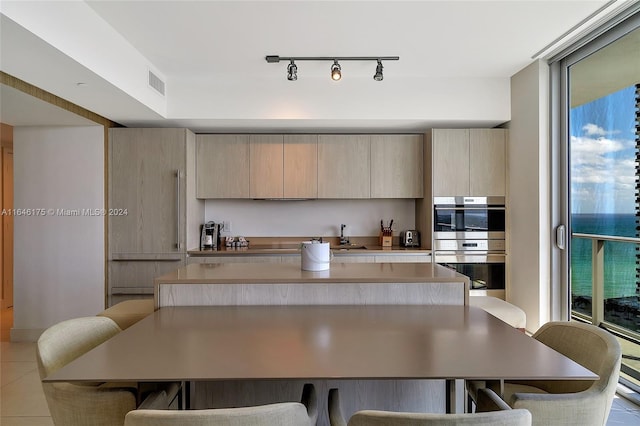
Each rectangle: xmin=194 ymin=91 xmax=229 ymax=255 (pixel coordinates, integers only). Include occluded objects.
xmin=570 ymin=85 xmax=637 ymax=214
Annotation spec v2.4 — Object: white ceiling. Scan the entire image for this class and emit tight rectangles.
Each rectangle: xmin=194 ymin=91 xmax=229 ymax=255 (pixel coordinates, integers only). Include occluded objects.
xmin=0 ymin=0 xmax=633 ymax=132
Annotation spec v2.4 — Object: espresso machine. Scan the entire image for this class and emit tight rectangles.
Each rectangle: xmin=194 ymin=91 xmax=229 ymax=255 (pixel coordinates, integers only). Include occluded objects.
xmin=200 ymin=221 xmax=220 ymax=250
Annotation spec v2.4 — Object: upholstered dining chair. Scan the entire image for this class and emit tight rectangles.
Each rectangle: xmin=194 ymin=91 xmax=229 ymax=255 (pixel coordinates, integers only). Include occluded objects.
xmin=328 ymin=387 xmax=531 ymax=426
xmin=124 ymin=382 xmax=318 ymax=426
xmin=36 ymin=316 xmax=171 ymax=426
xmin=466 ymin=321 xmax=622 ymax=426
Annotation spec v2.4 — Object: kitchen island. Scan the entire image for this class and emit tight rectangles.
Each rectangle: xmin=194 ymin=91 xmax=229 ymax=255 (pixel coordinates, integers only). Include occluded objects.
xmin=154 ymin=262 xmax=469 ymax=309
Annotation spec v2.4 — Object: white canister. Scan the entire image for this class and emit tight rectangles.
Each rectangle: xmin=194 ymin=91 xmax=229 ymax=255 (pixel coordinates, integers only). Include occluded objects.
xmin=300 ymin=241 xmax=331 ymax=271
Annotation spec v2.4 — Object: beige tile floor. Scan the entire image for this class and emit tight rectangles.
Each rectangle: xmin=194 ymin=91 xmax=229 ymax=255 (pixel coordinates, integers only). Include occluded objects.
xmin=2 ymin=307 xmax=640 ymax=425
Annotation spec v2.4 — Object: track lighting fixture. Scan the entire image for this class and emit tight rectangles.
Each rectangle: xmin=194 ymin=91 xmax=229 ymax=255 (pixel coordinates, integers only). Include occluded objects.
xmin=287 ymin=60 xmax=297 ymax=81
xmin=331 ymin=60 xmax=342 ymax=81
xmin=373 ymin=59 xmax=383 ymax=81
xmin=266 ymin=55 xmax=399 ymax=81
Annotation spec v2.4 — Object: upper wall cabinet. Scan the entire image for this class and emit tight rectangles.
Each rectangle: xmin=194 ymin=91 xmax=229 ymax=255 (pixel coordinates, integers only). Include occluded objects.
xmin=431 ymin=129 xmax=506 ymax=196
xmin=196 ymin=133 xmax=422 ymax=199
xmin=249 ymin=135 xmax=284 ymax=198
xmin=249 ymin=134 xmax=318 ymax=199
xmin=196 ymin=135 xmax=250 ymax=198
xmin=431 ymin=129 xmax=470 ymax=196
xmin=370 ymin=135 xmax=424 ymax=198
xmin=317 ymin=135 xmax=370 ymax=198
xmin=469 ymin=129 xmax=506 ymax=196
xmin=284 ymin=135 xmax=318 ymax=199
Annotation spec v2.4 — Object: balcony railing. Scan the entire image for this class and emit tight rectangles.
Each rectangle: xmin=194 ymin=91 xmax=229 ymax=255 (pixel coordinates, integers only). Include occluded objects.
xmin=572 ymin=233 xmax=640 ymax=390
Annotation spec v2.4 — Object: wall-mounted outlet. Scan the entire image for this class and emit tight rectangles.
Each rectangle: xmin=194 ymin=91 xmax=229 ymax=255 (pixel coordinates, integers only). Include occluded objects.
xmin=223 ymin=221 xmax=232 ymax=233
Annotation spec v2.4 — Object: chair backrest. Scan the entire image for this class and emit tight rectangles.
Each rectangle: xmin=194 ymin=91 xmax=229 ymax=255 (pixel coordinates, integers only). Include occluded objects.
xmin=36 ymin=316 xmax=122 ymax=379
xmin=329 ymin=388 xmax=531 ymax=426
xmin=126 ymin=383 xmax=317 ymax=426
xmin=531 ymin=321 xmax=622 ymax=395
xmin=124 ymin=402 xmax=314 ymax=426
xmin=347 ymin=408 xmax=531 ymax=426
xmin=36 ymin=316 xmax=136 ymax=426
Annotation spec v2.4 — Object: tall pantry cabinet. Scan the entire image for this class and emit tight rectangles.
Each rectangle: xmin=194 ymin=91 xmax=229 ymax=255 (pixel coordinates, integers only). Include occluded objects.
xmin=108 ymin=128 xmax=203 ymax=305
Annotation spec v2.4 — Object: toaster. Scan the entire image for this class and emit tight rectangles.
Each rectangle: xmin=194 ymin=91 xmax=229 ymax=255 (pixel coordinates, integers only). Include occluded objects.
xmin=400 ymin=230 xmax=420 ymax=247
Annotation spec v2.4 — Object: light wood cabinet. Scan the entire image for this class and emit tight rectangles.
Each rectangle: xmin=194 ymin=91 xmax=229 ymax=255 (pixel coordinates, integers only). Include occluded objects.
xmin=432 ymin=129 xmax=470 ymax=196
xmin=196 ymin=135 xmax=250 ymax=198
xmin=248 ymin=135 xmax=318 ymax=199
xmin=469 ymin=129 xmax=506 ymax=196
xmin=431 ymin=129 xmax=506 ymax=197
xmin=370 ymin=135 xmax=423 ymax=198
xmin=109 ymin=258 xmax=185 ymax=302
xmin=110 ymin=128 xmax=189 ymax=254
xmin=284 ymin=135 xmax=318 ymax=198
xmin=109 ymin=128 xmax=203 ymax=305
xmin=250 ymin=135 xmax=284 ymax=198
xmin=196 ymin=133 xmax=421 ymax=199
xmin=317 ymin=135 xmax=370 ymax=198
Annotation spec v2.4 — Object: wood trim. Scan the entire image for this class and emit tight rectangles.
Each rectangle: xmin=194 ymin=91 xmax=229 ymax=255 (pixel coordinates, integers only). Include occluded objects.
xmin=0 ymin=123 xmax=13 ymax=149
xmin=1 ymin=72 xmax=119 ymax=128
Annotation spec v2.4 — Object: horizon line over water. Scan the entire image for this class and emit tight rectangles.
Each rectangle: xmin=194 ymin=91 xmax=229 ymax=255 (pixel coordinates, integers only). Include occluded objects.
xmin=571 ymin=213 xmax=639 ymax=299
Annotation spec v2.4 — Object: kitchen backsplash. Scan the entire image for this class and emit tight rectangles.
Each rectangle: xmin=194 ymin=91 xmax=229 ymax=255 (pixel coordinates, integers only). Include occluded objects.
xmin=204 ymin=199 xmax=415 ymax=237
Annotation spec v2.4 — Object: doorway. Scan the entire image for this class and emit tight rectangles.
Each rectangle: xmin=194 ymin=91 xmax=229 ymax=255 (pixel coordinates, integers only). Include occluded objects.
xmin=0 ymin=123 xmax=14 ymax=341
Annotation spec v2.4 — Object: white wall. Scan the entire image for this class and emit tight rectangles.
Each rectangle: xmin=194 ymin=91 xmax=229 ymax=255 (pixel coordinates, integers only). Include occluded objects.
xmin=12 ymin=126 xmax=105 ymax=341
xmin=205 ymin=199 xmax=415 ymax=239
xmin=508 ymin=60 xmax=551 ymax=333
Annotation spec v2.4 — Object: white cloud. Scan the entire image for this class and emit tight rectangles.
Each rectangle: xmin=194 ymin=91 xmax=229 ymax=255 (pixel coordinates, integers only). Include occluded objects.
xmin=570 ymin=135 xmax=625 ymax=155
xmin=581 ymin=123 xmax=622 ymax=137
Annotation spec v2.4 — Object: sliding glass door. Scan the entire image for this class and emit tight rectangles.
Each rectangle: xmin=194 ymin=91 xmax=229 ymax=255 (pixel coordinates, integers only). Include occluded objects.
xmin=560 ymin=15 xmax=640 ymax=391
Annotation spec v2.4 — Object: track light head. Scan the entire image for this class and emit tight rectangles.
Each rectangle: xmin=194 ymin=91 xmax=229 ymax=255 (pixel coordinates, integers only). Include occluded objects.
xmin=331 ymin=60 xmax=342 ymax=81
xmin=373 ymin=60 xmax=384 ymax=81
xmin=287 ymin=60 xmax=298 ymax=81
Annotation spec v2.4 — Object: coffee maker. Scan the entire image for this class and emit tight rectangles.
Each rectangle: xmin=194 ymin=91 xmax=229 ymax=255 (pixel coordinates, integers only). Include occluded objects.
xmin=200 ymin=221 xmax=220 ymax=250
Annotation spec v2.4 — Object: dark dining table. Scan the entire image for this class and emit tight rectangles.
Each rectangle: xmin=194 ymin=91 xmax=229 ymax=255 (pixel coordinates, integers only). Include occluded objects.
xmin=45 ymin=304 xmax=598 ymax=422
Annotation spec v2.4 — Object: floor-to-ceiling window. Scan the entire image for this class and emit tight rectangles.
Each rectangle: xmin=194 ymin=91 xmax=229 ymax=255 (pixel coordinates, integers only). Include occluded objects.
xmin=558 ymin=11 xmax=640 ymax=392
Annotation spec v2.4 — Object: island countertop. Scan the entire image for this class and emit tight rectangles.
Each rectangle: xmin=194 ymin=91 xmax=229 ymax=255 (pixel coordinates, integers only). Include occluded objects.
xmin=154 ymin=263 xmax=470 ymax=309
xmin=154 ymin=262 xmax=465 ymax=285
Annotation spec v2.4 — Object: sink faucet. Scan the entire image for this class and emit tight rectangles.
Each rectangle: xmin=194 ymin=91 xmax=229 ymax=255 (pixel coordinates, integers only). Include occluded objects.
xmin=340 ymin=224 xmax=349 ymax=245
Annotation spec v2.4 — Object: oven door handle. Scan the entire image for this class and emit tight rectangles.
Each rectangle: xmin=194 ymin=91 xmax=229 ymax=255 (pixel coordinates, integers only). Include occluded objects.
xmin=434 ymin=206 xmax=505 ymax=211
xmin=434 ymin=252 xmax=506 ymax=263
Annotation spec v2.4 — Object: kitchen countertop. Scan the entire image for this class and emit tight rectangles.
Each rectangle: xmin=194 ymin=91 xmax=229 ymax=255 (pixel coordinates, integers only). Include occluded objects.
xmin=188 ymin=245 xmax=430 ymax=256
xmin=155 ymin=262 xmax=461 ymax=285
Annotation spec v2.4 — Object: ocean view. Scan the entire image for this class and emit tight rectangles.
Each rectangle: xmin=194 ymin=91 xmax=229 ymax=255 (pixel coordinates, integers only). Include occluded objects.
xmin=571 ymin=213 xmax=639 ymax=300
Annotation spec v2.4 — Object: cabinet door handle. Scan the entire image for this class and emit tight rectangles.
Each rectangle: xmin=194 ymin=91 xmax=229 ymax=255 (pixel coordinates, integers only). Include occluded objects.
xmin=176 ymin=169 xmax=182 ymax=250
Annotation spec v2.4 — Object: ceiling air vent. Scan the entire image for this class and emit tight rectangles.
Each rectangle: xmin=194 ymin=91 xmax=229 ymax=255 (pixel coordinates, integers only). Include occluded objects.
xmin=148 ymin=70 xmax=165 ymax=96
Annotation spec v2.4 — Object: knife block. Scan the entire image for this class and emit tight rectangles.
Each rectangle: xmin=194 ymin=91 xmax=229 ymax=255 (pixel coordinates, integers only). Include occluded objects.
xmin=379 ymin=234 xmax=392 ymax=247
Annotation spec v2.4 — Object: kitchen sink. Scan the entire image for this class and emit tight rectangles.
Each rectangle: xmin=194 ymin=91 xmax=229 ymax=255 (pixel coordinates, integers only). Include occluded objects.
xmin=331 ymin=245 xmax=367 ymax=250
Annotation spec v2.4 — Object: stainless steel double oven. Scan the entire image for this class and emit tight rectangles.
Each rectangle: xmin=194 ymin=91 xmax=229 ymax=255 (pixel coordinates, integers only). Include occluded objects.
xmin=433 ymin=196 xmax=506 ymax=294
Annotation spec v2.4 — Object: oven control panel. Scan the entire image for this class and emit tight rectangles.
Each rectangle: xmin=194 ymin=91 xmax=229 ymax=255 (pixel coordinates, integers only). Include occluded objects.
xmin=433 ymin=239 xmax=505 ymax=252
